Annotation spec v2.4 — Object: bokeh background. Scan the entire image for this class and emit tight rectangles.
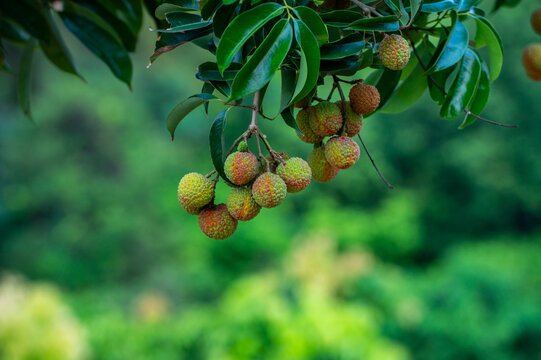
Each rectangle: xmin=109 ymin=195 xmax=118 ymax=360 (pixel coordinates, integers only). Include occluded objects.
xmin=1 ymin=1 xmax=541 ymax=359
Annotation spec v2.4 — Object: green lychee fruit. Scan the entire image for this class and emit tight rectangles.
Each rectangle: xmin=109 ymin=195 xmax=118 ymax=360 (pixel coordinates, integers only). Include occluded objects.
xmin=379 ymin=34 xmax=410 ymax=71
xmin=336 ymin=101 xmax=364 ymax=137
xmin=296 ymin=107 xmax=324 ymax=144
xmin=237 ymin=141 xmax=249 ymax=152
xmin=198 ymin=203 xmax=238 ymax=240
xmin=307 ymin=145 xmax=339 ymax=183
xmin=349 ymin=83 xmax=380 ymax=115
xmin=309 ymin=102 xmax=343 ymax=137
xmin=178 ymin=172 xmax=214 ymax=214
xmin=224 ymin=151 xmax=259 ymax=185
xmin=325 ymin=136 xmax=360 ymax=170
xmin=226 ymin=188 xmax=261 ymax=221
xmin=276 ymin=157 xmax=312 ymax=193
xmin=251 ymin=172 xmax=287 ymax=208
xmin=532 ymin=8 xmax=541 ymax=35
xmin=522 ymin=44 xmax=541 ymax=81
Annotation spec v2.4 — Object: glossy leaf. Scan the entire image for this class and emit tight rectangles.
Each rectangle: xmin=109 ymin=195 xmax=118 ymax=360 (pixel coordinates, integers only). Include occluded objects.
xmin=216 ymin=3 xmax=284 ymax=74
xmin=209 ymin=109 xmax=230 ymax=182
xmin=320 ymin=35 xmax=365 ymax=60
xmin=346 ymin=15 xmax=400 ymax=32
xmin=428 ymin=66 xmax=456 ymax=105
xmin=374 ymin=68 xmax=402 ymax=110
xmin=281 ymin=106 xmax=300 ymax=132
xmin=384 ymin=0 xmax=409 ymax=26
xmin=430 ymin=16 xmax=468 ymax=72
xmin=167 ymin=94 xmax=218 ymax=140
xmin=155 ymin=3 xmax=197 ymax=19
xmin=458 ymin=0 xmax=481 ymax=11
xmin=201 ymin=82 xmax=214 ymax=115
xmin=293 ymin=6 xmax=329 ymax=45
xmin=152 ymin=20 xmax=213 ymax=33
xmin=280 ymin=68 xmax=297 ymax=113
xmin=149 ymin=26 xmax=213 ymax=64
xmin=196 ymin=62 xmax=241 ymax=81
xmin=441 ymin=48 xmax=481 ymax=119
xmin=213 ymin=3 xmax=238 ymax=38
xmin=229 ymin=19 xmax=293 ymax=101
xmin=17 ymin=39 xmax=35 ymax=120
xmin=200 ymin=0 xmax=222 ymax=19
xmin=459 ymin=59 xmax=490 ymax=128
xmin=320 ymin=10 xmax=364 ymax=27
xmin=291 ymin=19 xmax=320 ymax=104
xmin=473 ymin=15 xmax=503 ymax=81
xmin=408 ymin=0 xmax=424 ymax=25
xmin=421 ymin=0 xmax=459 ymax=13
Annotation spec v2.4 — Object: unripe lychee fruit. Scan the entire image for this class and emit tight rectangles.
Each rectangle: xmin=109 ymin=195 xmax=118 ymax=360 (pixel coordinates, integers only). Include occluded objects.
xmin=178 ymin=172 xmax=214 ymax=214
xmin=379 ymin=34 xmax=410 ymax=71
xmin=522 ymin=44 xmax=541 ymax=81
xmin=226 ymin=187 xmax=261 ymax=221
xmin=532 ymin=8 xmax=541 ymax=35
xmin=224 ymin=151 xmax=259 ymax=185
xmin=198 ymin=203 xmax=238 ymax=240
xmin=309 ymin=102 xmax=343 ymax=137
xmin=325 ymin=136 xmax=360 ymax=169
xmin=296 ymin=107 xmax=324 ymax=144
xmin=349 ymin=83 xmax=380 ymax=115
xmin=251 ymin=172 xmax=287 ymax=208
xmin=237 ymin=141 xmax=249 ymax=152
xmin=336 ymin=101 xmax=364 ymax=137
xmin=307 ymin=145 xmax=339 ymax=183
xmin=276 ymin=157 xmax=312 ymax=193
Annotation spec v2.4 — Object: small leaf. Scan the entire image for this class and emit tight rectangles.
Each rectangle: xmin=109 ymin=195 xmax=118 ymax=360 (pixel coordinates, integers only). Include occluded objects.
xmin=280 ymin=68 xmax=297 ymax=113
xmin=281 ymin=106 xmax=300 ymax=132
xmin=441 ymin=48 xmax=481 ymax=119
xmin=429 ymin=16 xmax=468 ymax=72
xmin=17 ymin=38 xmax=35 ymax=121
xmin=320 ymin=10 xmax=363 ymax=27
xmin=293 ymin=6 xmax=329 ymax=45
xmin=472 ymin=15 xmax=503 ymax=81
xmin=320 ymin=35 xmax=365 ymax=60
xmin=200 ymin=0 xmax=222 ymax=19
xmin=291 ymin=19 xmax=320 ymax=104
xmin=346 ymin=15 xmax=400 ymax=32
xmin=209 ymin=109 xmax=230 ymax=182
xmin=459 ymin=58 xmax=490 ymax=129
xmin=216 ymin=3 xmax=284 ymax=73
xmin=196 ymin=62 xmax=241 ymax=81
xmin=167 ymin=93 xmax=218 ymax=139
xmin=229 ymin=19 xmax=293 ymax=100
xmin=421 ymin=0 xmax=460 ymax=13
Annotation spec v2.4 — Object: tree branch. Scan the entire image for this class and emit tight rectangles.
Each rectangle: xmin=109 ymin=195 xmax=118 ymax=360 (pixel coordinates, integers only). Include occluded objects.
xmin=357 ymin=135 xmax=394 ymax=189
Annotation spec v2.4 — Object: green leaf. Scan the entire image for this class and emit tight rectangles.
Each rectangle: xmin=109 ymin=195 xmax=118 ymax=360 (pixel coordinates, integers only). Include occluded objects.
xmin=320 ymin=35 xmax=365 ymax=60
xmin=149 ymin=26 xmax=213 ymax=64
xmin=293 ymin=6 xmax=329 ymax=45
xmin=164 ymin=12 xmax=202 ymax=26
xmin=429 ymin=16 xmax=468 ymax=72
xmin=155 ymin=3 xmax=197 ymax=20
xmin=280 ymin=68 xmax=297 ymax=113
xmin=346 ymin=15 xmax=400 ymax=32
xmin=384 ymin=0 xmax=409 ymax=26
xmin=0 ymin=18 xmax=30 ymax=44
xmin=210 ymin=80 xmax=231 ymax=97
xmin=408 ymin=0 xmax=424 ymax=25
xmin=201 ymin=82 xmax=214 ymax=115
xmin=229 ymin=19 xmax=293 ymax=101
xmin=152 ymin=20 xmax=213 ymax=33
xmin=196 ymin=62 xmax=241 ymax=81
xmin=291 ymin=19 xmax=320 ymax=104
xmin=441 ymin=48 xmax=481 ymax=119
xmin=60 ymin=11 xmax=133 ymax=87
xmin=281 ymin=106 xmax=300 ymax=132
xmin=209 ymin=109 xmax=230 ymax=182
xmin=216 ymin=3 xmax=284 ymax=74
xmin=459 ymin=58 xmax=490 ymax=128
xmin=213 ymin=3 xmax=238 ymax=38
xmin=62 ymin=2 xmax=124 ymax=45
xmin=458 ymin=0 xmax=481 ymax=11
xmin=421 ymin=0 xmax=459 ymax=13
xmin=200 ymin=0 xmax=222 ymax=19
xmin=472 ymin=15 xmax=503 ymax=81
xmin=374 ymin=68 xmax=402 ymax=110
xmin=428 ymin=66 xmax=456 ymax=105
xmin=167 ymin=93 xmax=218 ymax=140
xmin=17 ymin=39 xmax=35 ymax=121
xmin=320 ymin=10 xmax=363 ymax=27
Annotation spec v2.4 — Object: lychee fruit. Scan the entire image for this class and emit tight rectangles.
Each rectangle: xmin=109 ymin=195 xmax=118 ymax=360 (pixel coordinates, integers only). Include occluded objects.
xmin=336 ymin=101 xmax=364 ymax=137
xmin=522 ymin=44 xmax=541 ymax=81
xmin=307 ymin=145 xmax=339 ymax=183
xmin=349 ymin=83 xmax=380 ymax=115
xmin=226 ymin=188 xmax=261 ymax=221
xmin=309 ymin=102 xmax=343 ymax=137
xmin=532 ymin=8 xmax=541 ymax=35
xmin=276 ymin=157 xmax=312 ymax=193
xmin=251 ymin=172 xmax=287 ymax=208
xmin=198 ymin=203 xmax=238 ymax=240
xmin=325 ymin=136 xmax=360 ymax=169
xmin=178 ymin=172 xmax=214 ymax=214
xmin=224 ymin=151 xmax=259 ymax=185
xmin=379 ymin=34 xmax=410 ymax=71
xmin=296 ymin=107 xmax=324 ymax=144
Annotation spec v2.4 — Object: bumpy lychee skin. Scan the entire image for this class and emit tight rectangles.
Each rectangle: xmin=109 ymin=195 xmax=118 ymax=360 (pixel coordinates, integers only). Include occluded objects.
xmin=307 ymin=145 xmax=339 ymax=183
xmin=522 ymin=44 xmax=541 ymax=81
xmin=251 ymin=172 xmax=287 ymax=208
xmin=532 ymin=8 xmax=541 ymax=35
xmin=349 ymin=83 xmax=380 ymax=115
xmin=379 ymin=34 xmax=410 ymax=71
xmin=325 ymin=136 xmax=360 ymax=170
xmin=178 ymin=173 xmax=214 ymax=214
xmin=296 ymin=107 xmax=324 ymax=144
xmin=226 ymin=188 xmax=261 ymax=221
xmin=198 ymin=204 xmax=238 ymax=240
xmin=276 ymin=157 xmax=312 ymax=193
xmin=336 ymin=101 xmax=364 ymax=137
xmin=309 ymin=102 xmax=343 ymax=137
xmin=224 ymin=151 xmax=259 ymax=185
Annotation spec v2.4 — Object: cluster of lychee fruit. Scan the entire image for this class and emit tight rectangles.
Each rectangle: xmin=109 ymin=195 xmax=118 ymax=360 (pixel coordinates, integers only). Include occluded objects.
xmin=522 ymin=8 xmax=541 ymax=81
xmin=177 ymin=141 xmax=312 ymax=239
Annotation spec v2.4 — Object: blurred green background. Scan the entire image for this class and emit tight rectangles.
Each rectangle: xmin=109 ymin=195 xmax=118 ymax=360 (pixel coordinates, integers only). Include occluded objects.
xmin=1 ymin=1 xmax=541 ymax=359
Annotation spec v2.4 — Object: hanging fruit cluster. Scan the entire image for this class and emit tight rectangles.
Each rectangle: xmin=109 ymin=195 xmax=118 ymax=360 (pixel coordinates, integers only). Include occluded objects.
xmin=522 ymin=8 xmax=541 ymax=81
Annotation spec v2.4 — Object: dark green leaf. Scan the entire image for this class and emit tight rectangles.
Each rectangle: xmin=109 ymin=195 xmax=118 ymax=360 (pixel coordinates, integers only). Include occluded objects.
xmin=473 ymin=15 xmax=503 ymax=81
xmin=458 ymin=0 xmax=480 ymax=11
xmin=216 ymin=3 xmax=284 ymax=73
xmin=374 ymin=68 xmax=402 ymax=109
xmin=196 ymin=62 xmax=242 ymax=81
xmin=459 ymin=59 xmax=489 ymax=128
xmin=209 ymin=109 xmax=230 ymax=182
xmin=0 ymin=18 xmax=30 ymax=44
xmin=152 ymin=20 xmax=213 ymax=33
xmin=291 ymin=19 xmax=320 ymax=104
xmin=201 ymin=0 xmax=222 ymax=19
xmin=320 ymin=35 xmax=365 ymax=60
xmin=428 ymin=66 xmax=455 ymax=105
xmin=408 ymin=0 xmax=424 ymax=25
xmin=346 ymin=15 xmax=400 ymax=32
xmin=441 ymin=48 xmax=481 ymax=119
xmin=213 ymin=3 xmax=238 ymax=38
xmin=293 ymin=6 xmax=328 ymax=45
xmin=149 ymin=26 xmax=213 ymax=64
xmin=431 ymin=19 xmax=468 ymax=72
xmin=210 ymin=80 xmax=231 ymax=97
xmin=320 ymin=57 xmax=364 ymax=76
xmin=17 ymin=39 xmax=35 ymax=121
xmin=165 ymin=12 xmax=203 ymax=26
xmin=281 ymin=106 xmax=300 ymax=132
xmin=155 ymin=3 xmax=197 ymax=20
xmin=320 ymin=10 xmax=363 ymax=27
xmin=384 ymin=0 xmax=409 ymax=26
xmin=167 ymin=93 xmax=218 ymax=139
xmin=201 ymin=82 xmax=214 ymax=115
xmin=280 ymin=68 xmax=297 ymax=113
xmin=229 ymin=19 xmax=293 ymax=100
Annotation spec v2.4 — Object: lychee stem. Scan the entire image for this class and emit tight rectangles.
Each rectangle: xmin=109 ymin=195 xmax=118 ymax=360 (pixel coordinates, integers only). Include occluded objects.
xmin=333 ymin=75 xmax=349 ymax=136
xmin=357 ymin=135 xmax=394 ymax=190
xmin=205 ymin=169 xmax=217 ymax=178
